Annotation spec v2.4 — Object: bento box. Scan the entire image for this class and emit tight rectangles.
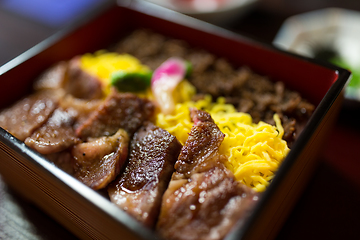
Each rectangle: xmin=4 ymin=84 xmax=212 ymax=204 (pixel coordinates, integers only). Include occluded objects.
xmin=0 ymin=0 xmax=350 ymax=240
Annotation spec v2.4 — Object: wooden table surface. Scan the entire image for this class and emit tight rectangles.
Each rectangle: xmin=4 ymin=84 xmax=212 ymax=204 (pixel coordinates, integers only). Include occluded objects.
xmin=1 ymin=1 xmax=360 ymax=239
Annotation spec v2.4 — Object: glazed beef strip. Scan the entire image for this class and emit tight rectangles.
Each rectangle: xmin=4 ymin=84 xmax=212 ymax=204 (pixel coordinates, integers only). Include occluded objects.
xmin=75 ymin=90 xmax=155 ymax=140
xmin=0 ymin=89 xmax=63 ymax=141
xmin=172 ymin=108 xmax=226 ymax=180
xmin=108 ymin=122 xmax=182 ymax=228
xmin=157 ymin=168 xmax=259 ymax=240
xmin=25 ymin=107 xmax=81 ymax=155
xmin=72 ymin=129 xmax=129 ymax=190
xmin=58 ymin=95 xmax=102 ymax=129
xmin=157 ymin=109 xmax=259 ymax=240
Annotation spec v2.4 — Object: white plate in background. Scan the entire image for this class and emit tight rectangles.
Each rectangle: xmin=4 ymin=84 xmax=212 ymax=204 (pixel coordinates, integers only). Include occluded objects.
xmin=273 ymin=8 xmax=360 ymax=102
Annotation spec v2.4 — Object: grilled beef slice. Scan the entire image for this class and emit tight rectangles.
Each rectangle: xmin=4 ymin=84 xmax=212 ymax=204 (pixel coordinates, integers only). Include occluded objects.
xmin=25 ymin=107 xmax=80 ymax=155
xmin=72 ymin=129 xmax=129 ymax=190
xmin=157 ymin=167 xmax=259 ymax=240
xmin=75 ymin=90 xmax=155 ymax=140
xmin=172 ymin=108 xmax=226 ymax=180
xmin=157 ymin=108 xmax=260 ymax=240
xmin=0 ymin=90 xmax=62 ymax=141
xmin=58 ymin=94 xmax=102 ymax=129
xmin=108 ymin=122 xmax=182 ymax=228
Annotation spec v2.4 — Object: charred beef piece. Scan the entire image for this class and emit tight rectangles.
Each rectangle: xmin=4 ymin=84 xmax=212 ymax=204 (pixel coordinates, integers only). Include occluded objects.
xmin=72 ymin=129 xmax=129 ymax=190
xmin=58 ymin=94 xmax=102 ymax=129
xmin=75 ymin=90 xmax=155 ymax=140
xmin=157 ymin=109 xmax=260 ymax=240
xmin=108 ymin=122 xmax=182 ymax=228
xmin=64 ymin=56 xmax=104 ymax=100
xmin=0 ymin=90 xmax=63 ymax=141
xmin=25 ymin=108 xmax=81 ymax=155
xmin=157 ymin=167 xmax=259 ymax=240
xmin=172 ymin=108 xmax=226 ymax=180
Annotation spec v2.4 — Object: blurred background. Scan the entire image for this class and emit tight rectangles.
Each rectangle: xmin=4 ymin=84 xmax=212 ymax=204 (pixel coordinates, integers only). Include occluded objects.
xmin=2 ymin=0 xmax=360 ymax=66
xmin=1 ymin=0 xmax=360 ymax=239
xmin=1 ymin=0 xmax=360 ymax=66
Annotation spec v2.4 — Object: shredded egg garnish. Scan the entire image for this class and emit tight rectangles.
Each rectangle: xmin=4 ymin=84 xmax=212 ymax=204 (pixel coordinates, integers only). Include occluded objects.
xmin=80 ymin=51 xmax=150 ymax=94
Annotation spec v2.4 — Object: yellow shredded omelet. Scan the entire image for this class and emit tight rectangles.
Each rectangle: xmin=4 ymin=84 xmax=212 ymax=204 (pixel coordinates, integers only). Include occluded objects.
xmin=155 ymin=94 xmax=290 ymax=192
xmin=80 ymin=51 xmax=150 ymax=94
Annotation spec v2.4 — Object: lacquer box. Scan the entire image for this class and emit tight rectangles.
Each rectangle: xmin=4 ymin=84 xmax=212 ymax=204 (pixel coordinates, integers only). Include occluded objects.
xmin=0 ymin=0 xmax=350 ymax=239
